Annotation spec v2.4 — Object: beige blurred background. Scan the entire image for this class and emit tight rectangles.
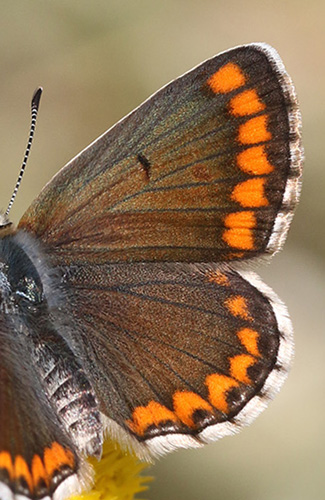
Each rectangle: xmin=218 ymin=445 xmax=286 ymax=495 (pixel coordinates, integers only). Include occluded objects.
xmin=0 ymin=1 xmax=324 ymax=499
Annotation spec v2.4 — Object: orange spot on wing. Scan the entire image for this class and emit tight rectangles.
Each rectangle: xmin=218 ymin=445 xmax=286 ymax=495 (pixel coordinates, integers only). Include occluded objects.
xmin=238 ymin=115 xmax=272 ymax=144
xmin=227 ymin=252 xmax=245 ymax=259
xmin=237 ymin=146 xmax=274 ymax=175
xmin=207 ymin=270 xmax=230 ymax=286
xmin=230 ymin=354 xmax=256 ymax=384
xmin=207 ymin=63 xmax=246 ymax=94
xmin=232 ymin=178 xmax=268 ymax=207
xmin=31 ymin=455 xmax=49 ymax=489
xmin=126 ymin=401 xmax=178 ymax=436
xmin=205 ymin=374 xmax=239 ymax=413
xmin=223 ymin=211 xmax=256 ymax=250
xmin=229 ymin=89 xmax=266 ymax=116
xmin=0 ymin=451 xmax=14 ymax=478
xmin=44 ymin=442 xmax=74 ymax=478
xmin=224 ymin=211 xmax=256 ymax=229
xmin=14 ymin=456 xmax=33 ymax=493
xmin=173 ymin=391 xmax=213 ymax=427
xmin=237 ymin=328 xmax=261 ymax=357
xmin=225 ymin=295 xmax=252 ymax=321
xmin=223 ymin=229 xmax=254 ymax=250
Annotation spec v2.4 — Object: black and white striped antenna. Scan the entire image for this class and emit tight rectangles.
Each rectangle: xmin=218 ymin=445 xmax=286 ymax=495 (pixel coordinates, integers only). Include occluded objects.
xmin=5 ymin=87 xmax=43 ymax=217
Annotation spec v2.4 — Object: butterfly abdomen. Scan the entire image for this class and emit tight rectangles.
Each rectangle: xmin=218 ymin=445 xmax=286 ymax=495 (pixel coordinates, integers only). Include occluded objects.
xmin=0 ymin=231 xmax=101 ymax=499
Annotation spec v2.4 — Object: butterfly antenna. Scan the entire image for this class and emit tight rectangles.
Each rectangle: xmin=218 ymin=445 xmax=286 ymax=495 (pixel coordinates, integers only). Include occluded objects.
xmin=5 ymin=87 xmax=43 ymax=217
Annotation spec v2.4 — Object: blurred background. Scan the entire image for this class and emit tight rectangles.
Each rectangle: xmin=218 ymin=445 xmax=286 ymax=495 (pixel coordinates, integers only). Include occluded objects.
xmin=0 ymin=1 xmax=324 ymax=499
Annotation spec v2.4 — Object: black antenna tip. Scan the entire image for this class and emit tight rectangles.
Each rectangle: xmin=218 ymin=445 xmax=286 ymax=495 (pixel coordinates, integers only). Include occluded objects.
xmin=32 ymin=87 xmax=43 ymax=110
xmin=5 ymin=87 xmax=43 ymax=218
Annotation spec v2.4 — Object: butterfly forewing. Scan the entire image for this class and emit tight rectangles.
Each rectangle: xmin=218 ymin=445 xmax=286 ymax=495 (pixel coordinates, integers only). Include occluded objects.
xmin=18 ymin=44 xmax=301 ymax=265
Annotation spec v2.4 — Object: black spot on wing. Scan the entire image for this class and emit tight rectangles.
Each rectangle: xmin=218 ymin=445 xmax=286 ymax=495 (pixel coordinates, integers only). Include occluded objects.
xmin=137 ymin=153 xmax=151 ymax=180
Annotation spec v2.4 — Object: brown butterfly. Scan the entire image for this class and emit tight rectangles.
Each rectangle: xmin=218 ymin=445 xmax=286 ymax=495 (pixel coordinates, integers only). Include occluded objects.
xmin=0 ymin=43 xmax=302 ymax=500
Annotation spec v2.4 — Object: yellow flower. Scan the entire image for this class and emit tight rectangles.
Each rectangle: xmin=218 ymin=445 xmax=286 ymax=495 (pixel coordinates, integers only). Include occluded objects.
xmin=70 ymin=439 xmax=152 ymax=500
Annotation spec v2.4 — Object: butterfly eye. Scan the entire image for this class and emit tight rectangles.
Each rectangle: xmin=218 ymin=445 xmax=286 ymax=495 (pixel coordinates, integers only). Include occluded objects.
xmin=14 ymin=275 xmax=43 ymax=306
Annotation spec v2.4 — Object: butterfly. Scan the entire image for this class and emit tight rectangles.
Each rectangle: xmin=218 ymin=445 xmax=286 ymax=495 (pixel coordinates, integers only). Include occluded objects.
xmin=0 ymin=43 xmax=302 ymax=500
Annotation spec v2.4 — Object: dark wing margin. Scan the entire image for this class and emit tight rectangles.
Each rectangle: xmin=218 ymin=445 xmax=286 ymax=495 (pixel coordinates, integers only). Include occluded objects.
xmin=18 ymin=43 xmax=302 ymax=265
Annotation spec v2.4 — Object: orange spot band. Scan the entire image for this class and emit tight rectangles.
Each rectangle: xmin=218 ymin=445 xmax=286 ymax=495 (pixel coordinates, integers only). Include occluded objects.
xmin=0 ymin=446 xmax=73 ymax=495
xmin=14 ymin=456 xmax=33 ymax=493
xmin=207 ymin=270 xmax=230 ymax=286
xmin=225 ymin=295 xmax=252 ymax=321
xmin=44 ymin=442 xmax=74 ymax=478
xmin=173 ymin=391 xmax=213 ymax=427
xmin=238 ymin=115 xmax=272 ymax=144
xmin=223 ymin=211 xmax=256 ymax=250
xmin=230 ymin=354 xmax=256 ymax=384
xmin=206 ymin=374 xmax=239 ymax=413
xmin=230 ymin=89 xmax=266 ymax=116
xmin=224 ymin=211 xmax=256 ymax=229
xmin=0 ymin=451 xmax=14 ymax=479
xmin=207 ymin=63 xmax=246 ymax=94
xmin=237 ymin=328 xmax=261 ymax=357
xmin=31 ymin=454 xmax=49 ymax=489
xmin=127 ymin=401 xmax=177 ymax=436
xmin=232 ymin=178 xmax=268 ymax=207
xmin=237 ymin=146 xmax=274 ymax=175
xmin=223 ymin=228 xmax=254 ymax=250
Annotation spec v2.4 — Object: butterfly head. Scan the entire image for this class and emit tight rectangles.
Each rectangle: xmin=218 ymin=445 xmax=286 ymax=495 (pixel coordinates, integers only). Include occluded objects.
xmin=0 ymin=213 xmax=14 ymax=237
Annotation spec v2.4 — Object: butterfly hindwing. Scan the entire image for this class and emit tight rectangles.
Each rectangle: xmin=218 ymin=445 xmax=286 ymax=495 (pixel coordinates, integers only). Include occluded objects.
xmin=18 ymin=43 xmax=302 ymax=265
xmin=64 ymin=261 xmax=292 ymax=455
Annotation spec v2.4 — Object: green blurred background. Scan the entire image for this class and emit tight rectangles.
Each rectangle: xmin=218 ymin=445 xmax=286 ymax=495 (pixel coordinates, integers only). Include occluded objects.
xmin=0 ymin=1 xmax=324 ymax=499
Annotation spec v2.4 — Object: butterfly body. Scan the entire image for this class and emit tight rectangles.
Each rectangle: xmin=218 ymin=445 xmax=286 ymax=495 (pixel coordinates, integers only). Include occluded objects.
xmin=0 ymin=43 xmax=302 ymax=499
